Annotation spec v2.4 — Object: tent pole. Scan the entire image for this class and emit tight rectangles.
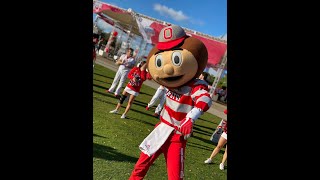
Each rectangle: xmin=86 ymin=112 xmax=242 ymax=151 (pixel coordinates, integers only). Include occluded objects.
xmin=209 ymin=50 xmax=227 ymax=99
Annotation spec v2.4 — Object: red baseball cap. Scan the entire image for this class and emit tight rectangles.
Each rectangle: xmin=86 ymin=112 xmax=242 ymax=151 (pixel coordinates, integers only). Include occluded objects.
xmin=157 ymin=25 xmax=188 ymax=50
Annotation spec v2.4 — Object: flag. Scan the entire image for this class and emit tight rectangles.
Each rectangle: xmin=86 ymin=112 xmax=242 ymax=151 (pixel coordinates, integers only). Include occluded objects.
xmin=135 ymin=16 xmax=166 ymax=44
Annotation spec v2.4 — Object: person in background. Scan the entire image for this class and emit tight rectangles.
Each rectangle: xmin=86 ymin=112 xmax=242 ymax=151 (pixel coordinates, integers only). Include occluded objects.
xmin=198 ymin=72 xmax=212 ymax=91
xmin=97 ymin=38 xmax=104 ymax=53
xmin=204 ymin=109 xmax=228 ymax=170
xmin=145 ymin=85 xmax=166 ymax=118
xmin=109 ymin=60 xmax=147 ymax=119
xmin=107 ymin=48 xmax=136 ymax=98
xmin=217 ymin=86 xmax=227 ymax=101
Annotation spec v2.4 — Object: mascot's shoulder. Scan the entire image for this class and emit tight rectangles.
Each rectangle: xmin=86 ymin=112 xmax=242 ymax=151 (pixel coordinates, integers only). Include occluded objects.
xmin=192 ymin=79 xmax=209 ymax=87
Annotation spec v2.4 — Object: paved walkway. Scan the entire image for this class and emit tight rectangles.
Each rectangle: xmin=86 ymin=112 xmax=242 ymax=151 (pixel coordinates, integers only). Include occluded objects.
xmin=94 ymin=55 xmax=227 ymax=119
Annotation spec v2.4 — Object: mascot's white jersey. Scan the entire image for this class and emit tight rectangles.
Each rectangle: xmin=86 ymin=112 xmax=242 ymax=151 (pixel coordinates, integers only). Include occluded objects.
xmin=160 ymin=79 xmax=212 ymax=127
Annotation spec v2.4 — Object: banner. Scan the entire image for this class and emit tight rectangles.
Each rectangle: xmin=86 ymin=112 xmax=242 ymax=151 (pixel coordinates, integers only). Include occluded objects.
xmin=96 ymin=13 xmax=115 ymax=26
xmin=135 ymin=16 xmax=165 ymax=44
xmin=93 ymin=1 xmax=127 ymax=14
xmin=190 ymin=34 xmax=227 ymax=66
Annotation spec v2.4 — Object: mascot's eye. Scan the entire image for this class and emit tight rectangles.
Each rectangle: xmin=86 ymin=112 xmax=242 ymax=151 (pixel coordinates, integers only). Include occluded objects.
xmin=172 ymin=51 xmax=182 ymax=66
xmin=155 ymin=54 xmax=163 ymax=68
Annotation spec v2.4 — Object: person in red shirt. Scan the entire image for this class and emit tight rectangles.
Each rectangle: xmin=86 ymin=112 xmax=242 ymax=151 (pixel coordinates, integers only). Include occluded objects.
xmin=204 ymin=109 xmax=227 ymax=170
xmin=109 ymin=60 xmax=147 ymax=119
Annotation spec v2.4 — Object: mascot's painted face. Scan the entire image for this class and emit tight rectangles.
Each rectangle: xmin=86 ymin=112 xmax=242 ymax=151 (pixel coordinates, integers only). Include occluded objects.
xmin=148 ymin=48 xmax=198 ymax=88
xmin=147 ymin=35 xmax=208 ymax=89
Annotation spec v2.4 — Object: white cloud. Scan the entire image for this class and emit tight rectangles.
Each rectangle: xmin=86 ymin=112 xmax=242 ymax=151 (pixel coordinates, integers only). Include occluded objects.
xmin=153 ymin=3 xmax=189 ymax=21
xmin=190 ymin=18 xmax=205 ymax=26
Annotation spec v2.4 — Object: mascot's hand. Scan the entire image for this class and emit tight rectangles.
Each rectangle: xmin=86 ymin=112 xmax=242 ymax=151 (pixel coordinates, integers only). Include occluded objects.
xmin=179 ymin=118 xmax=194 ymax=140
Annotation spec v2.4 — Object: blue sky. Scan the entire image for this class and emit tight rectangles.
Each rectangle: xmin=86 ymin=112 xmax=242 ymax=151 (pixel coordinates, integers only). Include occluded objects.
xmin=93 ymin=0 xmax=227 ymax=37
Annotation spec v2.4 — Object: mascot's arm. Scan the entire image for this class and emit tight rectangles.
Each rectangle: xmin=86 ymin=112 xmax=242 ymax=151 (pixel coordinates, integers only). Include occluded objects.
xmin=179 ymin=84 xmax=213 ymax=139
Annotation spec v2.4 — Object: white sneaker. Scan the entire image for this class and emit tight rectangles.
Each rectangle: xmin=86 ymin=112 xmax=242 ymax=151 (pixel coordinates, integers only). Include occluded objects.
xmin=109 ymin=109 xmax=118 ymax=114
xmin=204 ymin=158 xmax=212 ymax=164
xmin=219 ymin=163 xmax=224 ymax=170
xmin=120 ymin=114 xmax=126 ymax=119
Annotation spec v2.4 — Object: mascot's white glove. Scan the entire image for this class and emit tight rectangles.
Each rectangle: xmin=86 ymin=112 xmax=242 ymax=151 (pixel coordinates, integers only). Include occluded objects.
xmin=179 ymin=108 xmax=203 ymax=140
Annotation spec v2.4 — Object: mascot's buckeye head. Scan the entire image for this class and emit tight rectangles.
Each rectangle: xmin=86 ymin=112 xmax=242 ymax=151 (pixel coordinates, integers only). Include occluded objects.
xmin=147 ymin=25 xmax=208 ymax=88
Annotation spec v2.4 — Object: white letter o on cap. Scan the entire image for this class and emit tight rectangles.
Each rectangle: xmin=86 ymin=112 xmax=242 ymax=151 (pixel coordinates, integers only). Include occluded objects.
xmin=163 ymin=28 xmax=173 ymax=40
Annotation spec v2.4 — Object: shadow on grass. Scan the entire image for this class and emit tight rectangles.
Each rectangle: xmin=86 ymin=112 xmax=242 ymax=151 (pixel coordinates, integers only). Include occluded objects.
xmin=93 ymin=143 xmax=138 ymax=163
xmin=187 ymin=142 xmax=213 ymax=151
xmin=132 ymin=99 xmax=148 ymax=108
xmin=93 ymin=133 xmax=106 ymax=138
xmin=186 ymin=142 xmax=225 ymax=155
xmin=93 ymin=72 xmax=114 ymax=80
xmin=192 ymin=129 xmax=212 ymax=137
xmin=138 ymin=91 xmax=154 ymax=97
xmin=192 ymin=126 xmax=212 ymax=136
xmin=191 ymin=134 xmax=215 ymax=146
xmin=126 ymin=108 xmax=159 ymax=121
xmin=197 ymin=117 xmax=215 ymax=124
xmin=93 ymin=90 xmax=122 ymax=101
xmin=93 ymin=78 xmax=112 ymax=86
xmin=190 ymin=135 xmax=226 ymax=155
xmin=127 ymin=116 xmax=156 ymax=127
xmin=194 ymin=124 xmax=215 ymax=132
xmin=93 ymin=84 xmax=108 ymax=91
xmin=93 ymin=96 xmax=118 ymax=106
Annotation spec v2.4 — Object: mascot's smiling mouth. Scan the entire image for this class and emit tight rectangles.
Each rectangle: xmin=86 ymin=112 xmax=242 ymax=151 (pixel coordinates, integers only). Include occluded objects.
xmin=161 ymin=75 xmax=184 ymax=82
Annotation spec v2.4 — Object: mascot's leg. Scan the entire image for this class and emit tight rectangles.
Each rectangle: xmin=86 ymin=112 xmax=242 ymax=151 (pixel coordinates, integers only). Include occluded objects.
xmin=129 ymin=150 xmax=162 ymax=180
xmin=163 ymin=134 xmax=187 ymax=180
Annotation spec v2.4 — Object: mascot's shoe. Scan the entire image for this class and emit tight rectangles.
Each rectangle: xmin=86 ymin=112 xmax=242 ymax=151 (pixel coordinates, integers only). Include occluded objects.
xmin=120 ymin=114 xmax=126 ymax=119
xmin=109 ymin=109 xmax=118 ymax=114
xmin=204 ymin=158 xmax=212 ymax=164
xmin=219 ymin=163 xmax=224 ymax=170
xmin=145 ymin=106 xmax=150 ymax=111
xmin=115 ymin=94 xmax=121 ymax=99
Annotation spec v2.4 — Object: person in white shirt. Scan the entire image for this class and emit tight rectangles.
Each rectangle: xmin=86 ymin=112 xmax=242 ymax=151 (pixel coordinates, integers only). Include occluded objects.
xmin=107 ymin=48 xmax=136 ymax=97
xmin=145 ymin=85 xmax=166 ymax=118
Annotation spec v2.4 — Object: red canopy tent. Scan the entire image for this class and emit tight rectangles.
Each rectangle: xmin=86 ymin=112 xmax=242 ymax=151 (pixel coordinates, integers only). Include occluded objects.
xmin=93 ymin=1 xmax=227 ymax=67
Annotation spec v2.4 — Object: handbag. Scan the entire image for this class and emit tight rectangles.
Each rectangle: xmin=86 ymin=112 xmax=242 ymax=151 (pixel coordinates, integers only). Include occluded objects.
xmin=210 ymin=127 xmax=223 ymax=145
xmin=209 ymin=119 xmax=225 ymax=145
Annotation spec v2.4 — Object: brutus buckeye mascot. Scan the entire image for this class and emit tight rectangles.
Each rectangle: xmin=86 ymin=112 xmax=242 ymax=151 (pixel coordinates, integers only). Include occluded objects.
xmin=129 ymin=25 xmax=212 ymax=180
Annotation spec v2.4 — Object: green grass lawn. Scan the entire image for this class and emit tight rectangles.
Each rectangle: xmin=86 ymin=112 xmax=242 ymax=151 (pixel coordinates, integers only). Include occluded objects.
xmin=93 ymin=64 xmax=227 ymax=180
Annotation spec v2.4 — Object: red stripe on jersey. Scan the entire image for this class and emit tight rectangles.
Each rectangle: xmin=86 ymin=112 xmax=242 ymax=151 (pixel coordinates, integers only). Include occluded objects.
xmin=191 ymin=84 xmax=208 ymax=94
xmin=164 ymin=105 xmax=187 ymax=121
xmin=195 ymin=101 xmax=210 ymax=112
xmin=194 ymin=94 xmax=211 ymax=111
xmin=177 ymin=95 xmax=194 ymax=106
xmin=159 ymin=79 xmax=212 ymax=127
